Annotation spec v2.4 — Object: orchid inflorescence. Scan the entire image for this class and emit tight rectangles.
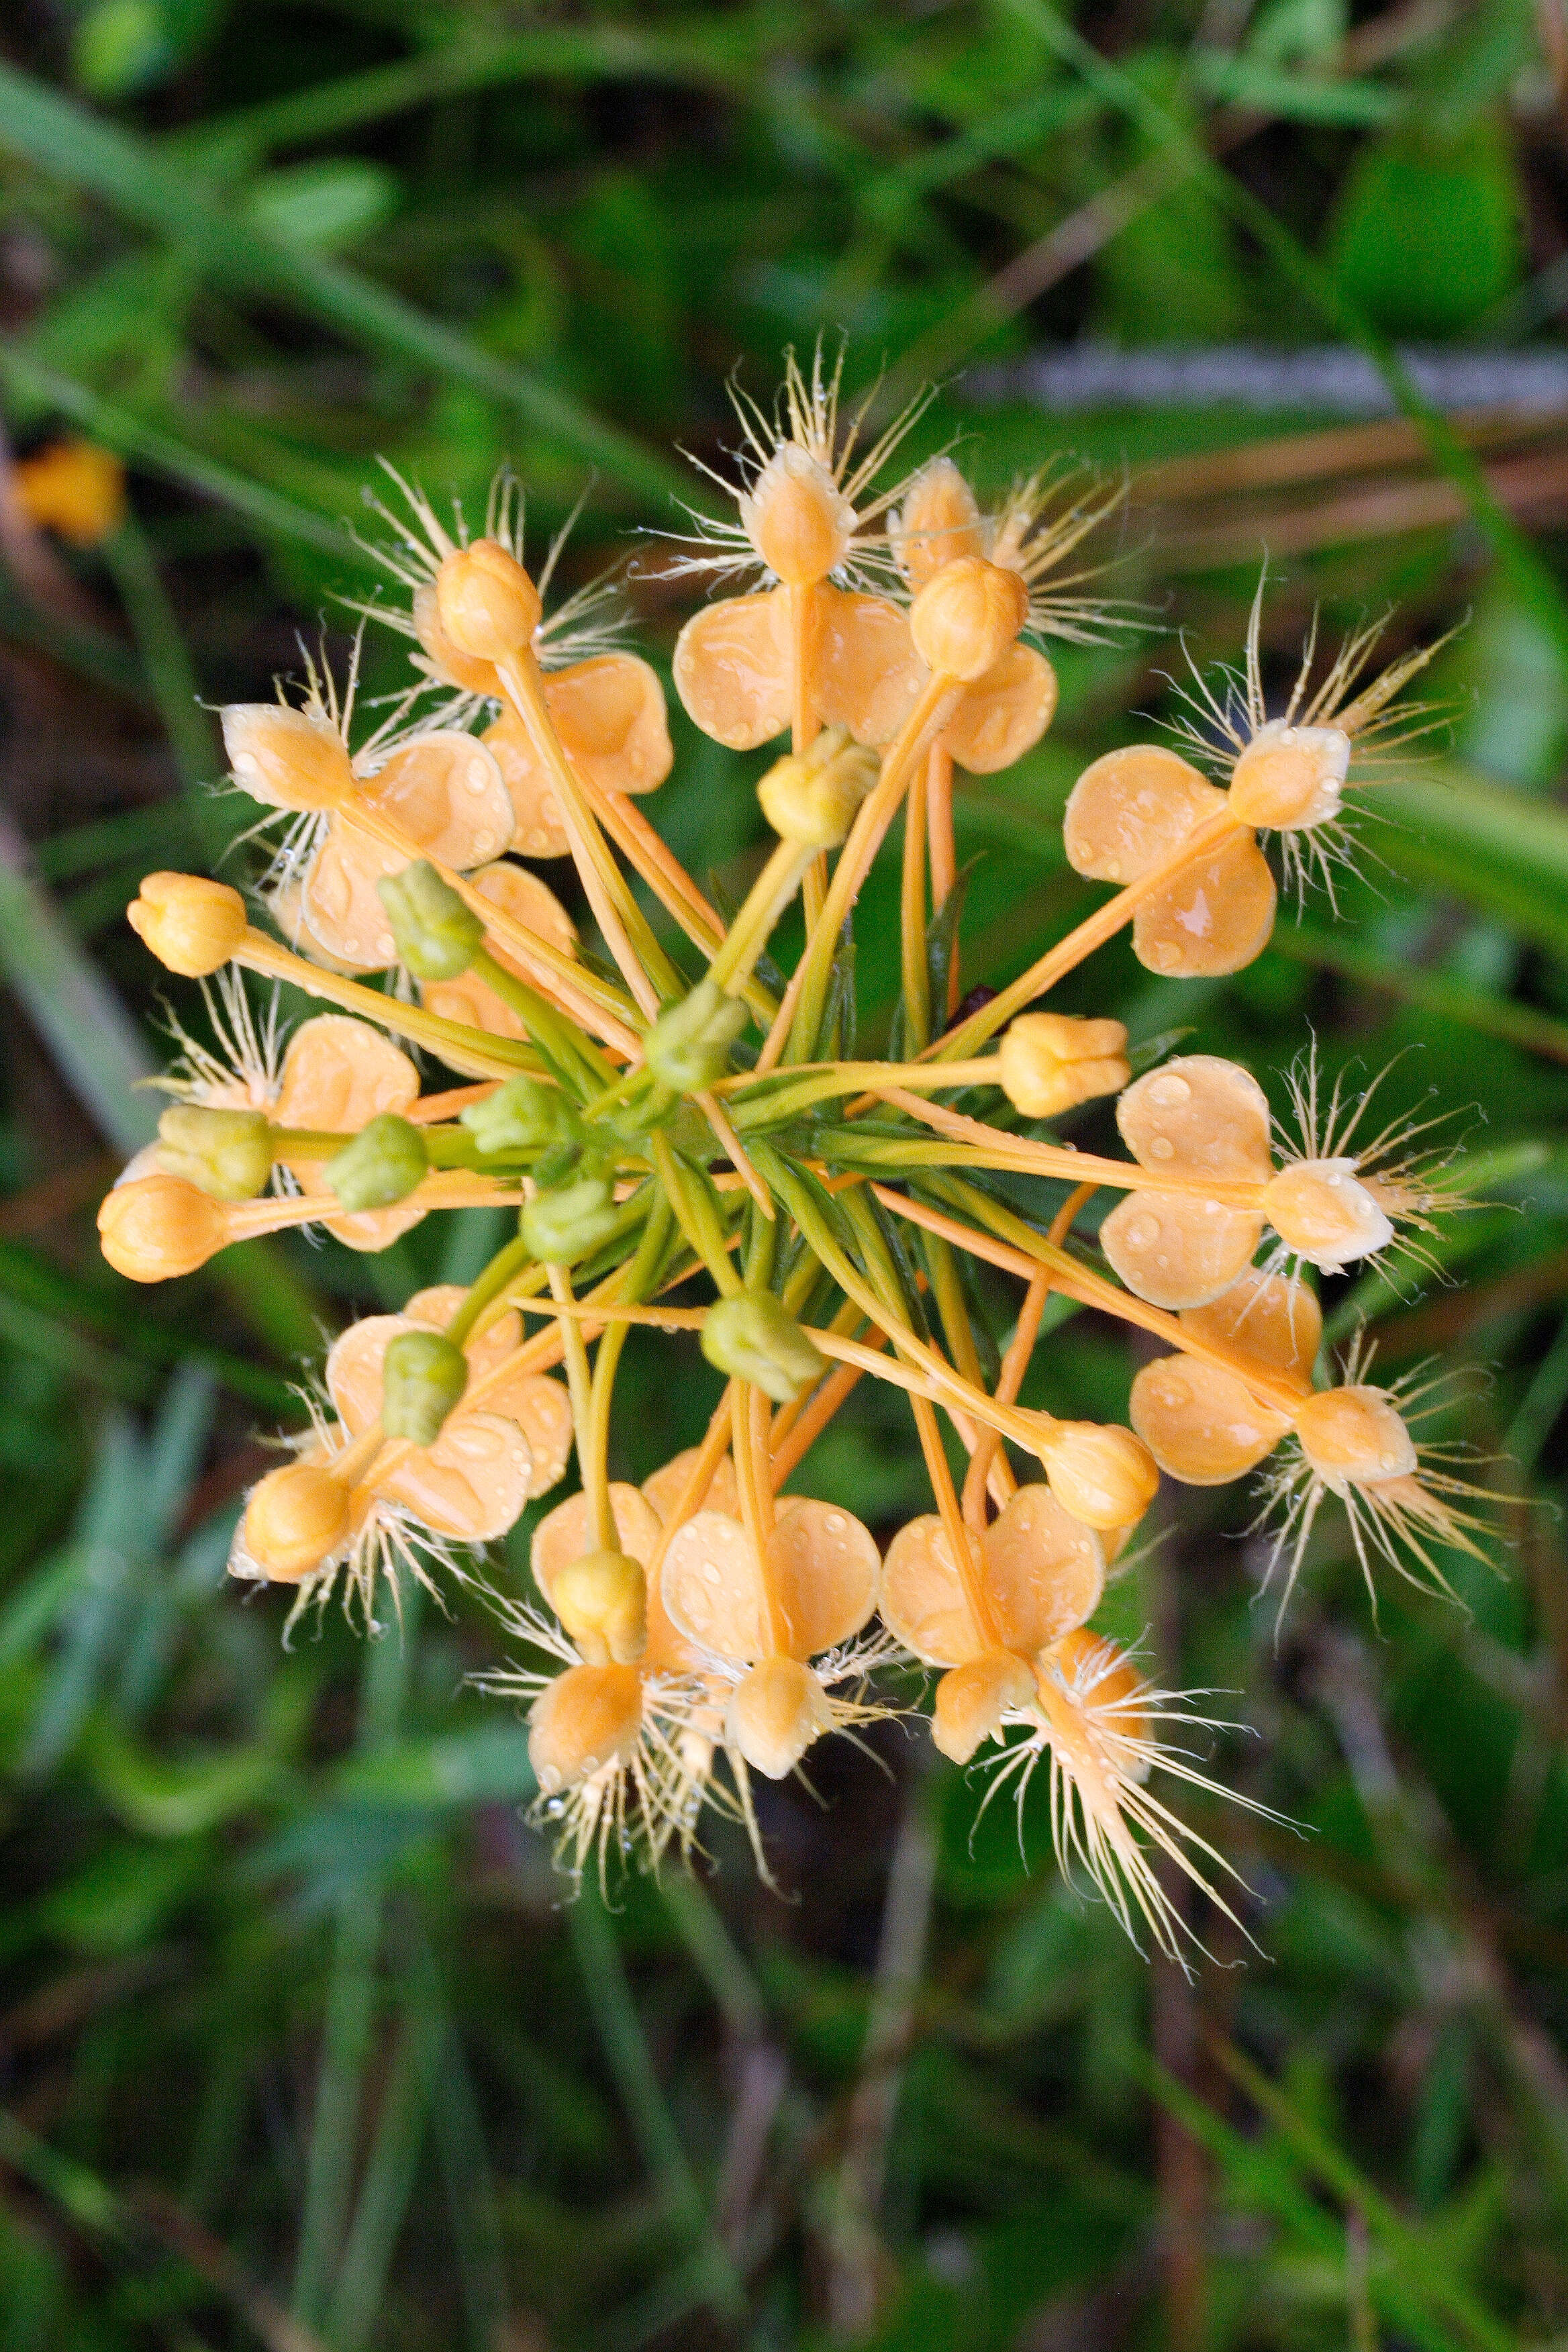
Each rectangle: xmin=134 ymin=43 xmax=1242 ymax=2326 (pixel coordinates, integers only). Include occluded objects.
xmin=102 ymin=347 xmax=1491 ymax=1953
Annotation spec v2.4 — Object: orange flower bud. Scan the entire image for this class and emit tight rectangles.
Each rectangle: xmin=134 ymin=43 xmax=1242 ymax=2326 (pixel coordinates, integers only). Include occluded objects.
xmin=243 ymin=1463 xmax=351 ymax=1583
xmin=434 ymin=539 xmax=542 ymax=663
xmin=528 ymin=1663 xmax=644 ymax=1793
xmin=738 ymin=444 xmax=854 ymax=587
xmin=13 ymin=438 xmax=127 ymax=546
xmin=127 ymin=872 xmax=248 ymax=976
xmin=97 ymin=1173 xmax=228 ymax=1283
xmin=222 ymin=705 xmax=354 ymax=812
xmin=1292 ymin=1387 xmax=1416 ymax=1495
xmin=932 ymin=1650 xmax=1035 ymax=1764
xmin=725 ymin=1656 xmax=833 ymax=1779
xmin=1228 ymin=720 xmax=1349 ymax=832
xmin=1036 ymin=1420 xmax=1159 ymax=1531
xmin=910 ymin=556 xmax=1029 ymax=683
xmin=997 ymin=1012 xmax=1130 ymax=1120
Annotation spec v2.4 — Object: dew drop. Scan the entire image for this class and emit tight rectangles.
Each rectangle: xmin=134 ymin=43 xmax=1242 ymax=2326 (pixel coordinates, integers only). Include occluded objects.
xmin=824 ymin=1512 xmax=846 ymax=1531
xmin=1126 ymin=1214 xmax=1160 ymax=1249
xmin=1148 ymin=1136 xmax=1175 ymax=1161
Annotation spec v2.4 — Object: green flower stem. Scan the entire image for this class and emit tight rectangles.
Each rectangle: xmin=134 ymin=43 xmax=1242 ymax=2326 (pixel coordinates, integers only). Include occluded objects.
xmin=783 ymin=673 xmax=961 ymax=1066
xmin=234 ymin=932 xmax=543 ymax=1080
xmin=650 ymin=1133 xmax=743 ymax=1297
xmin=763 ymin=1155 xmax=926 ymax=1375
xmin=542 ymin=1248 xmax=607 ymax=1548
xmin=269 ymin=1124 xmax=482 ymax=1173
xmin=922 ymin=1232 xmax=987 ymax=1392
xmin=585 ymin=1194 xmax=674 ymax=1522
xmin=705 ymin=835 xmax=814 ymax=995
xmin=468 ymin=948 xmax=617 ymax=1095
xmin=443 ymin=1234 xmax=537 ymax=1351
xmin=725 ymin=1058 xmax=999 ymax=1130
xmin=496 ymin=652 xmax=683 ymax=1016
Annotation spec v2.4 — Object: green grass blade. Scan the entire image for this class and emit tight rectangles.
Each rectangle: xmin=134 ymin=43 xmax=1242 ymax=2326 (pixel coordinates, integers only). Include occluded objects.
xmin=0 ymin=61 xmax=684 ymax=509
xmin=570 ymin=1883 xmax=745 ymax=2320
xmin=0 ymin=348 xmax=358 ymax=556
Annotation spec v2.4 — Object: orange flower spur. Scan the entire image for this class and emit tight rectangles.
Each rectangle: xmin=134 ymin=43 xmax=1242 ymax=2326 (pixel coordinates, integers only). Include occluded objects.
xmin=109 ymin=351 xmax=1502 ymax=1937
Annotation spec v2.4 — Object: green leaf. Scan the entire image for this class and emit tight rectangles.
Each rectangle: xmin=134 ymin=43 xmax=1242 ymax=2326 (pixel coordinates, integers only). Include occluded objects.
xmin=1326 ymin=116 xmax=1524 ymax=336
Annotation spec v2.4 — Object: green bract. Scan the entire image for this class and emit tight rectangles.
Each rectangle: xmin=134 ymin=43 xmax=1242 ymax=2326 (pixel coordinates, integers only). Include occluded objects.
xmin=522 ymin=1172 xmax=622 ymax=1265
xmin=376 ymin=860 xmax=485 ymax=981
xmin=462 ymin=1075 xmax=581 ymax=1155
xmin=156 ymin=1104 xmax=275 ymax=1202
xmin=701 ymin=1289 xmax=828 ymax=1404
xmin=644 ymin=979 xmax=750 ymax=1094
xmin=326 ymin=1114 xmax=428 ymax=1210
xmin=381 ymin=1329 xmax=469 ymax=1446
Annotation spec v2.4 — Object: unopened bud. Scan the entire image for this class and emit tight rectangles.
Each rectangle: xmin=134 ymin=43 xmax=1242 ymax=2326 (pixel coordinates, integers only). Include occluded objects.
xmin=528 ymin=1662 xmax=643 ymax=1794
xmin=156 ymin=1105 xmax=275 ymax=1202
xmin=1293 ymin=1386 xmax=1416 ymax=1495
xmin=242 ymin=1462 xmax=350 ymax=1583
xmin=222 ymin=703 xmax=354 ymax=812
xmin=726 ymin=1656 xmax=833 ymax=1779
xmin=701 ymin=1290 xmax=828 ymax=1404
xmin=1264 ymin=1159 xmax=1394 ymax=1271
xmin=522 ymin=1171 xmax=620 ymax=1265
xmin=909 ymin=556 xmax=1028 ymax=683
xmin=434 ymin=539 xmax=542 ymax=663
xmin=376 ymin=861 xmax=484 ymax=981
xmin=756 ymin=728 xmax=879 ymax=848
xmin=892 ymin=457 xmax=983 ymax=591
xmin=381 ymin=1328 xmax=469 ymax=1446
xmin=97 ymin=1173 xmax=228 ymax=1282
xmin=1036 ymin=1420 xmax=1159 ymax=1530
xmin=644 ymin=979 xmax=750 ymax=1093
xmin=461 ymin=1075 xmax=579 ymax=1156
xmin=552 ymin=1550 xmax=648 ymax=1666
xmin=326 ymin=1114 xmax=428 ymax=1212
xmin=997 ymin=1012 xmax=1130 ymax=1120
xmin=1229 ymin=720 xmax=1349 ymax=832
xmin=738 ymin=444 xmax=854 ymax=587
xmin=932 ymin=1651 xmax=1036 ymax=1764
xmin=128 ymin=872 xmax=248 ymax=977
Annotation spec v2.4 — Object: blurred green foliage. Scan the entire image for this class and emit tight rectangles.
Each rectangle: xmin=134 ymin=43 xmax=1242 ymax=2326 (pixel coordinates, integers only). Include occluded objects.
xmin=3 ymin=2 xmax=1568 ymax=2348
